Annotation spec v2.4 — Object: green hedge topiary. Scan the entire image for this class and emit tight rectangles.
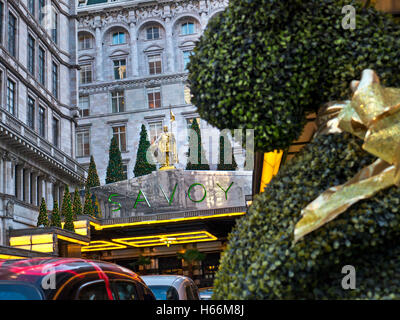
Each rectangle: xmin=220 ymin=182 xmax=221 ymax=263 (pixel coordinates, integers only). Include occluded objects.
xmin=188 ymin=0 xmax=400 ymax=152
xmin=213 ymin=132 xmax=400 ymax=299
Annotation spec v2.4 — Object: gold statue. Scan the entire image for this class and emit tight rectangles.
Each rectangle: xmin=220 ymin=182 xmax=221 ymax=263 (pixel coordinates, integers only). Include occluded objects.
xmin=157 ymin=125 xmax=178 ymax=170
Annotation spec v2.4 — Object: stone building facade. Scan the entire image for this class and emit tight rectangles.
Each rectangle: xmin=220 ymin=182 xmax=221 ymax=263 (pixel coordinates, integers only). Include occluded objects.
xmin=0 ymin=0 xmax=85 ymax=246
xmin=76 ymin=0 xmax=246 ymax=183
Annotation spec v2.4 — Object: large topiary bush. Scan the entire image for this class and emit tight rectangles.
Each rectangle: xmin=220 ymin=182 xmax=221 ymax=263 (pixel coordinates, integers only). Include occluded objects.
xmin=213 ymin=132 xmax=400 ymax=299
xmin=188 ymin=0 xmax=400 ymax=151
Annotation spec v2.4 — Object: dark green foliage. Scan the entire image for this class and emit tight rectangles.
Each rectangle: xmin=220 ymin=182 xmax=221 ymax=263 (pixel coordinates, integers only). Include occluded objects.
xmin=83 ymin=191 xmax=95 ymax=217
xmin=106 ymin=136 xmax=125 ymax=184
xmin=72 ymin=189 xmax=82 ymax=220
xmin=37 ymin=198 xmax=49 ymax=227
xmin=134 ymin=124 xmax=156 ymax=177
xmin=186 ymin=119 xmax=210 ymax=170
xmin=213 ymin=133 xmax=400 ymax=299
xmin=50 ymin=200 xmax=61 ymax=228
xmin=61 ymin=185 xmax=75 ymax=232
xmin=85 ymin=156 xmax=100 ymax=190
xmin=217 ymin=136 xmax=238 ymax=171
xmin=188 ymin=0 xmax=400 ymax=152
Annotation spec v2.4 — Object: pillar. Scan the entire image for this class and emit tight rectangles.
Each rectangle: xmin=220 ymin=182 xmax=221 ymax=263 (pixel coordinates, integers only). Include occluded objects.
xmin=23 ymin=166 xmax=31 ymax=203
xmin=95 ymin=26 xmax=103 ymax=81
xmin=31 ymin=171 xmax=38 ymax=206
xmin=165 ymin=17 xmax=175 ymax=73
xmin=129 ymin=21 xmax=139 ymax=77
xmin=16 ymin=165 xmax=24 ymax=201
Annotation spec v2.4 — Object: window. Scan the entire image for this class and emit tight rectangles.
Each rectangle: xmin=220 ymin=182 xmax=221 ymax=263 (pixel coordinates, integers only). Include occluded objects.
xmin=28 ymin=35 xmax=35 ymax=75
xmin=78 ymin=35 xmax=93 ymax=50
xmin=186 ymin=117 xmax=200 ymax=141
xmin=28 ymin=0 xmax=35 ymax=16
xmin=148 ymin=55 xmax=161 ymax=75
xmin=148 ymin=285 xmax=179 ymax=300
xmin=6 ymin=79 xmax=16 ymax=115
xmin=77 ymin=131 xmax=90 ymax=157
xmin=38 ymin=106 xmax=45 ymax=137
xmin=112 ymin=126 xmax=126 ymax=152
xmin=181 ymin=22 xmax=195 ymax=35
xmin=8 ymin=12 xmax=16 ymax=57
xmin=80 ymin=64 xmax=92 ymax=84
xmin=38 ymin=46 xmax=45 ymax=86
xmin=38 ymin=0 xmax=45 ymax=26
xmin=27 ymin=96 xmax=35 ymax=129
xmin=113 ymin=281 xmax=139 ymax=300
xmin=147 ymin=87 xmax=161 ymax=109
xmin=149 ymin=122 xmax=163 ymax=144
xmin=77 ymin=282 xmax=109 ymax=300
xmin=113 ymin=59 xmax=126 ymax=80
xmin=111 ymin=91 xmax=125 ymax=113
xmin=79 ymin=95 xmax=90 ymax=117
xmin=51 ymin=9 xmax=58 ymax=44
xmin=183 ymin=51 xmax=193 ymax=71
xmin=52 ymin=62 xmax=58 ymax=98
xmin=0 ymin=2 xmax=3 ymax=44
xmin=52 ymin=117 xmax=59 ymax=147
xmin=112 ymin=32 xmax=125 ymax=45
xmin=146 ymin=27 xmax=160 ymax=40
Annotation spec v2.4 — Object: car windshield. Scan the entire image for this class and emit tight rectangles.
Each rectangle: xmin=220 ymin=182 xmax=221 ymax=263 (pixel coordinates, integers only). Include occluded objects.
xmin=0 ymin=283 xmax=42 ymax=300
xmin=148 ymin=285 xmax=179 ymax=300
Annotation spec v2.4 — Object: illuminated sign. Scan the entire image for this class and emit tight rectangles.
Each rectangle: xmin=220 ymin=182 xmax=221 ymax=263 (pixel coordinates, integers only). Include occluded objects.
xmin=108 ymin=182 xmax=234 ymax=212
xmin=81 ymin=240 xmax=127 ymax=252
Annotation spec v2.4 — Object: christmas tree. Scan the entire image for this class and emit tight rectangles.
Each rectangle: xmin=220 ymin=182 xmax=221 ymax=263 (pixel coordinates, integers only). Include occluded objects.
xmin=186 ymin=119 xmax=210 ymax=170
xmin=61 ymin=185 xmax=75 ymax=232
xmin=134 ymin=124 xmax=156 ymax=177
xmin=217 ymin=136 xmax=238 ymax=171
xmin=37 ymin=197 xmax=49 ymax=227
xmin=93 ymin=195 xmax=102 ymax=218
xmin=50 ymin=199 xmax=61 ymax=228
xmin=72 ymin=189 xmax=83 ymax=220
xmin=83 ymin=190 xmax=95 ymax=217
xmin=85 ymin=155 xmax=100 ymax=190
xmin=106 ymin=136 xmax=125 ymax=184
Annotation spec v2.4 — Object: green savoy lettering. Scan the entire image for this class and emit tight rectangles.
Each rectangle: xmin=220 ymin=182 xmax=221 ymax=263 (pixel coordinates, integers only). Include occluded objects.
xmin=108 ymin=182 xmax=234 ymax=212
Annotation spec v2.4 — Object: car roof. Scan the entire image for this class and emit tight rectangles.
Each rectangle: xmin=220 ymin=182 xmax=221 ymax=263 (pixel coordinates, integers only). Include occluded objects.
xmin=0 ymin=257 xmax=140 ymax=283
xmin=141 ymin=275 xmax=190 ymax=287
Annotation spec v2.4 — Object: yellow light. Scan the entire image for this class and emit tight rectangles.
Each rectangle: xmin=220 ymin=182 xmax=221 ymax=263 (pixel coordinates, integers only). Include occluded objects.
xmin=260 ymin=150 xmax=283 ymax=193
xmin=113 ymin=231 xmax=218 ymax=248
xmin=0 ymin=254 xmax=26 ymax=259
xmin=31 ymin=244 xmax=54 ymax=253
xmin=81 ymin=240 xmax=127 ymax=252
xmin=75 ymin=228 xmax=88 ymax=236
xmin=13 ymin=245 xmax=31 ymax=251
xmin=73 ymin=220 xmax=87 ymax=229
xmin=31 ymin=234 xmax=53 ymax=244
xmin=57 ymin=235 xmax=89 ymax=246
xmin=9 ymin=236 xmax=31 ymax=246
xmin=93 ymin=212 xmax=246 ymax=230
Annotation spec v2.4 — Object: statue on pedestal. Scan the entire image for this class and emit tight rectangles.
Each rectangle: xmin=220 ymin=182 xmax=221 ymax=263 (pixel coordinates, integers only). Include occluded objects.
xmin=157 ymin=125 xmax=178 ymax=170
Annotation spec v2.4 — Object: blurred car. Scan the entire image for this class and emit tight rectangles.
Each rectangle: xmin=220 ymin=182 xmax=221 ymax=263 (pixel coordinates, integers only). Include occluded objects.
xmin=141 ymin=275 xmax=199 ymax=300
xmin=0 ymin=257 xmax=155 ymax=300
xmin=199 ymin=287 xmax=213 ymax=300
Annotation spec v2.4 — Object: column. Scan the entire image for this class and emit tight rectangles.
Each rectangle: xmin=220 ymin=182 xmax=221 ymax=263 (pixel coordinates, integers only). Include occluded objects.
xmin=4 ymin=156 xmax=17 ymax=196
xmin=129 ymin=21 xmax=139 ymax=77
xmin=37 ymin=175 xmax=46 ymax=204
xmin=59 ymin=185 xmax=65 ymax=209
xmin=23 ymin=166 xmax=31 ymax=203
xmin=16 ymin=165 xmax=24 ymax=201
xmin=53 ymin=183 xmax=59 ymax=207
xmin=47 ymin=177 xmax=55 ymax=210
xmin=0 ymin=156 xmax=3 ymax=194
xmin=165 ymin=17 xmax=175 ymax=73
xmin=31 ymin=171 xmax=38 ymax=206
xmin=95 ymin=26 xmax=103 ymax=81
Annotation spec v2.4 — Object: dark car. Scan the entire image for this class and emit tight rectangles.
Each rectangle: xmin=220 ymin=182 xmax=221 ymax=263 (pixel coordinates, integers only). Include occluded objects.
xmin=0 ymin=257 xmax=155 ymax=300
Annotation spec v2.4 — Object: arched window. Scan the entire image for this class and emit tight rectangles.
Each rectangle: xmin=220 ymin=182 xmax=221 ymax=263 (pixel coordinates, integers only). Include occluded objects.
xmin=181 ymin=22 xmax=195 ymax=35
xmin=78 ymin=34 xmax=93 ymax=50
xmin=146 ymin=26 xmax=160 ymax=40
xmin=112 ymin=31 xmax=126 ymax=45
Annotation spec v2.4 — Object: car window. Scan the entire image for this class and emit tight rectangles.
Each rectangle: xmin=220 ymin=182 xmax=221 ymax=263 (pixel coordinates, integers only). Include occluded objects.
xmin=77 ymin=281 xmax=110 ymax=300
xmin=149 ymin=285 xmax=179 ymax=300
xmin=113 ymin=281 xmax=139 ymax=300
xmin=0 ymin=282 xmax=42 ymax=300
xmin=137 ymin=282 xmax=156 ymax=301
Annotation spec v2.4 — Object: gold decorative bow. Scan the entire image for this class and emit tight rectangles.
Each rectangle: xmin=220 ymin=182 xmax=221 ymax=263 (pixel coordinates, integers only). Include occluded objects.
xmin=294 ymin=69 xmax=400 ymax=243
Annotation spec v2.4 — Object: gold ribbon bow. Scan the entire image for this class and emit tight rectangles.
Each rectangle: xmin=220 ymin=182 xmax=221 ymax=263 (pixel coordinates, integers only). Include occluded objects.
xmin=294 ymin=69 xmax=400 ymax=243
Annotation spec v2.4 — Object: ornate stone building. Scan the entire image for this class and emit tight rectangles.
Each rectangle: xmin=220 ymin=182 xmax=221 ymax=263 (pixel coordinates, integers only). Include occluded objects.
xmin=75 ymin=0 xmax=246 ymax=183
xmin=0 ymin=0 xmax=85 ymax=246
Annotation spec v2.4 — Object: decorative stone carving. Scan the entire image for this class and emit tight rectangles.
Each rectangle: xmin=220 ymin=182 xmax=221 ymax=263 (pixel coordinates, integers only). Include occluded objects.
xmin=5 ymin=200 xmax=14 ymax=218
